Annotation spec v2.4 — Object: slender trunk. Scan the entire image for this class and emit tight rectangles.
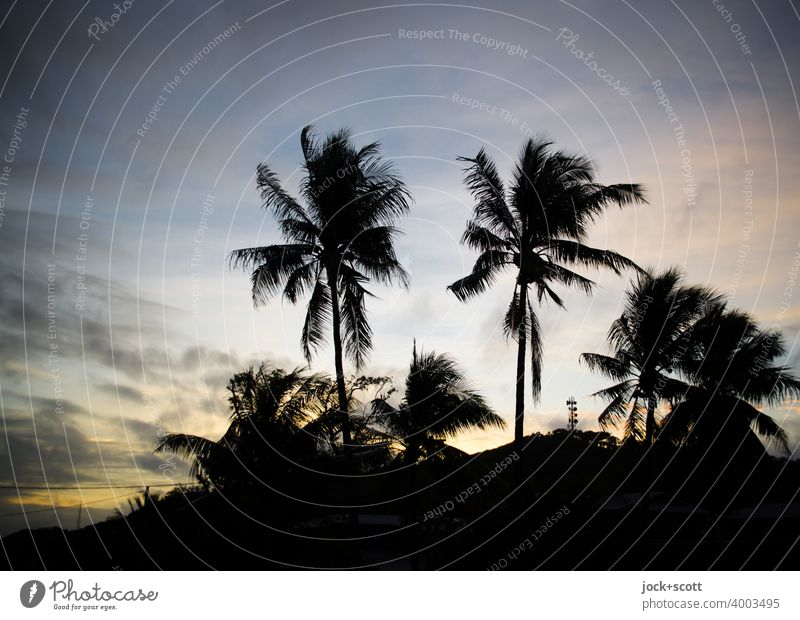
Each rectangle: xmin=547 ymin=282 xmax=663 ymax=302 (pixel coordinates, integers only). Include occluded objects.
xmin=326 ymin=264 xmax=352 ymax=467
xmin=514 ymin=282 xmax=528 ymax=446
xmin=410 ymin=461 xmax=422 ymax=569
xmin=645 ymin=397 xmax=656 ymax=446
xmin=327 ymin=263 xmax=359 ymax=565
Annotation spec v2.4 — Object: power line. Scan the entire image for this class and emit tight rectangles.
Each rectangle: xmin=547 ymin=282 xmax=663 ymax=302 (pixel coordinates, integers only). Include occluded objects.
xmin=0 ymin=482 xmax=194 ymax=490
xmin=0 ymin=491 xmax=142 ymax=518
xmin=0 ymin=482 xmax=201 ymax=518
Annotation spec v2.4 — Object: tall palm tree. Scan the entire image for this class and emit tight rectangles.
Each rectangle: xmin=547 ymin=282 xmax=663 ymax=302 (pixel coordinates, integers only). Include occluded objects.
xmin=660 ymin=302 xmax=799 ymax=454
xmin=580 ymin=268 xmax=719 ymax=444
xmin=449 ymin=137 xmax=645 ymax=446
xmin=371 ymin=342 xmax=505 ymax=463
xmin=155 ymin=365 xmax=326 ymax=488
xmin=229 ymin=126 xmax=411 ymax=459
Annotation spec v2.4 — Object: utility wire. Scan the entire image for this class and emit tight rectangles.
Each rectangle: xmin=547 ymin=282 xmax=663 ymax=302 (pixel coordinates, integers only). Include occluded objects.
xmin=0 ymin=482 xmax=195 ymax=490
xmin=0 ymin=482 xmax=199 ymax=519
xmin=0 ymin=491 xmax=143 ymax=518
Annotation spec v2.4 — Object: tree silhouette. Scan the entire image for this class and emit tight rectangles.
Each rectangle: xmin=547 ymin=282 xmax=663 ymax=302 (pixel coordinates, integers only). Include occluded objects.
xmin=301 ymin=374 xmax=397 ymax=471
xmin=449 ymin=137 xmax=645 ymax=446
xmin=229 ymin=126 xmax=411 ymax=462
xmin=371 ymin=342 xmax=505 ymax=463
xmin=155 ymin=365 xmax=326 ymax=488
xmin=581 ymin=267 xmax=718 ymax=444
xmin=660 ymin=302 xmax=799 ymax=454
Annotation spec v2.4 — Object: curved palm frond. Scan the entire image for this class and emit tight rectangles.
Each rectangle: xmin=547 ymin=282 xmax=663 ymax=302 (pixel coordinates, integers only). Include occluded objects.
xmin=543 ymin=262 xmax=596 ymax=296
xmin=155 ymin=433 xmax=220 ymax=482
xmin=580 ymin=352 xmax=630 ymax=381
xmin=739 ymin=400 xmax=790 ymax=455
xmin=623 ymin=399 xmax=647 ymax=442
xmin=526 ymin=301 xmax=543 ymax=402
xmin=448 ymin=249 xmax=510 ymax=301
xmin=228 ymin=244 xmax=312 ymax=306
xmin=301 ymin=280 xmax=331 ymax=362
xmin=596 ymin=382 xmax=636 ymax=430
xmin=461 ymin=221 xmax=513 ymax=253
xmin=255 ymin=163 xmax=310 ymax=224
xmin=338 ymin=264 xmax=374 ymax=369
xmin=458 ymin=148 xmax=516 ymax=237
xmin=547 ymin=239 xmax=642 ymax=275
xmin=346 ymin=225 xmax=410 ymax=287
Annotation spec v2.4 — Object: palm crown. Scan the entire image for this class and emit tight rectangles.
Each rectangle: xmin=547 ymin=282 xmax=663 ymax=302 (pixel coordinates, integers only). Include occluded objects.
xmin=155 ymin=365 xmax=325 ymax=487
xmin=372 ymin=343 xmax=505 ymax=463
xmin=581 ymin=267 xmax=719 ymax=443
xmin=661 ymin=302 xmax=800 ymax=454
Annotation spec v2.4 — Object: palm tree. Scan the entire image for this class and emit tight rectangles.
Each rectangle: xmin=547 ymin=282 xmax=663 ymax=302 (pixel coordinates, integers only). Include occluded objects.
xmin=580 ymin=268 xmax=718 ymax=444
xmin=229 ymin=126 xmax=411 ymax=460
xmin=155 ymin=364 xmax=325 ymax=488
xmin=660 ymin=302 xmax=799 ymax=455
xmin=371 ymin=342 xmax=505 ymax=463
xmin=449 ymin=137 xmax=645 ymax=446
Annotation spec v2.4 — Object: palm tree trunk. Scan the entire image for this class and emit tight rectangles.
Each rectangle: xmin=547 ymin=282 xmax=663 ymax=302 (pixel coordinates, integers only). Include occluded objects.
xmin=645 ymin=398 xmax=656 ymax=445
xmin=326 ymin=264 xmax=352 ymax=466
xmin=514 ymin=283 xmax=527 ymax=446
xmin=327 ymin=263 xmax=359 ymax=565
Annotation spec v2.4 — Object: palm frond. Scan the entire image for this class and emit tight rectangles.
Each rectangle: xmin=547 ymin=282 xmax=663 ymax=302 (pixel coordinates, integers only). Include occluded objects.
xmin=589 ymin=183 xmax=648 ymax=209
xmin=740 ymin=366 xmax=800 ymax=407
xmin=502 ymin=287 xmax=526 ymax=339
xmin=346 ymin=225 xmax=410 ymax=287
xmin=739 ymin=401 xmax=790 ymax=455
xmin=256 ymin=163 xmax=310 ymax=223
xmin=155 ymin=433 xmax=219 ymax=481
xmin=299 ymin=124 xmax=319 ymax=163
xmin=544 ymin=262 xmax=596 ymax=296
xmin=528 ymin=303 xmax=543 ymax=402
xmin=228 ymin=244 xmax=313 ymax=306
xmin=338 ymin=264 xmax=374 ymax=369
xmin=279 ymin=217 xmax=321 ymax=245
xmin=580 ymin=352 xmax=630 ymax=381
xmin=547 ymin=239 xmax=642 ymax=275
xmin=623 ymin=399 xmax=647 ymax=442
xmin=461 ymin=221 xmax=513 ymax=253
xmin=283 ymin=260 xmax=318 ymax=304
xmin=301 ymin=280 xmax=331 ymax=362
xmin=458 ymin=148 xmax=516 ymax=237
xmin=448 ymin=250 xmax=511 ymax=301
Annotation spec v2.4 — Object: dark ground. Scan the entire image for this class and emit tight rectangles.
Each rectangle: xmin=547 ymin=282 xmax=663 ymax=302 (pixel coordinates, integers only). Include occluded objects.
xmin=3 ymin=431 xmax=800 ymax=570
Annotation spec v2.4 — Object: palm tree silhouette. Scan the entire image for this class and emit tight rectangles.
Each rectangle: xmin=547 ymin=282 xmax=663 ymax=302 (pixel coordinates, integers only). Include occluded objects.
xmin=156 ymin=365 xmax=399 ymax=484
xmin=581 ymin=267 xmax=717 ymax=445
xmin=449 ymin=137 xmax=645 ymax=446
xmin=155 ymin=365 xmax=325 ymax=487
xmin=371 ymin=342 xmax=505 ymax=463
xmin=229 ymin=126 xmax=411 ymax=462
xmin=660 ymin=302 xmax=799 ymax=454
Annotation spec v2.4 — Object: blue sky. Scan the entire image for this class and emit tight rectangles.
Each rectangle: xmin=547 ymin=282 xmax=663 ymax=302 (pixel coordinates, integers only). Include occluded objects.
xmin=1 ymin=0 xmax=799 ymax=534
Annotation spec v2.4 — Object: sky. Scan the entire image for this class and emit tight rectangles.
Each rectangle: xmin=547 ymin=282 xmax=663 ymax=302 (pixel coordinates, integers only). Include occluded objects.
xmin=1 ymin=0 xmax=799 ymax=535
